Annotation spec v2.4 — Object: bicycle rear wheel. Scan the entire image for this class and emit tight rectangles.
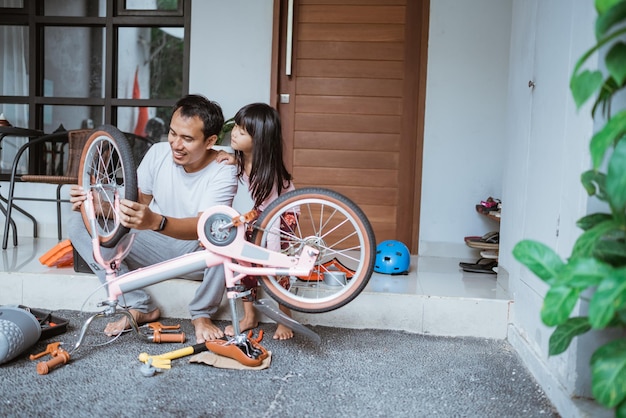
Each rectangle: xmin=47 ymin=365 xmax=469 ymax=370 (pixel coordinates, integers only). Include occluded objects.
xmin=252 ymin=188 xmax=376 ymax=313
xmin=78 ymin=125 xmax=137 ymax=248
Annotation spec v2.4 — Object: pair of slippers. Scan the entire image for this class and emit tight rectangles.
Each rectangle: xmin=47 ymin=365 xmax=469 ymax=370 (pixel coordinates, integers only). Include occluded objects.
xmin=464 ymin=231 xmax=499 ymax=250
xmin=459 ymin=258 xmax=498 ymax=274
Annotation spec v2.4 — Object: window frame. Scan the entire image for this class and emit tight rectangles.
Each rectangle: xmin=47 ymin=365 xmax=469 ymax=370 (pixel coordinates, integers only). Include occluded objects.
xmin=0 ymin=0 xmax=190 ymax=180
xmin=117 ymin=0 xmax=184 ymax=16
xmin=0 ymin=0 xmax=191 ymax=181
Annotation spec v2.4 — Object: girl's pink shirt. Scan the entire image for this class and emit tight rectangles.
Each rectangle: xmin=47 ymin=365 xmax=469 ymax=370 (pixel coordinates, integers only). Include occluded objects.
xmin=242 ymin=173 xmax=296 ymax=211
xmin=242 ymin=173 xmax=296 ymax=252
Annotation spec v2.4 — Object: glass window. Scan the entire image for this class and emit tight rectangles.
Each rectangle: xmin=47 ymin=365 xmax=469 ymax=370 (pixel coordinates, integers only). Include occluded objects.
xmin=42 ymin=105 xmax=104 ymax=132
xmin=116 ymin=106 xmax=170 ymax=142
xmin=122 ymin=0 xmax=182 ymax=14
xmin=0 ymin=0 xmax=189 ymax=180
xmin=44 ymin=27 xmax=104 ymax=98
xmin=0 ymin=0 xmax=24 ymax=8
xmin=0 ymin=26 xmax=29 ymax=98
xmin=117 ymin=27 xmax=184 ymax=100
xmin=0 ymin=104 xmax=28 ymax=129
xmin=0 ymin=104 xmax=30 ymax=176
xmin=43 ymin=0 xmax=106 ymax=17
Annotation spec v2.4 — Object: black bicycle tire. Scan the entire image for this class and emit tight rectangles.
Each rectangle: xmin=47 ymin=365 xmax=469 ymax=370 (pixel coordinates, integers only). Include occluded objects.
xmin=78 ymin=125 xmax=138 ymax=248
xmin=252 ymin=187 xmax=376 ymax=313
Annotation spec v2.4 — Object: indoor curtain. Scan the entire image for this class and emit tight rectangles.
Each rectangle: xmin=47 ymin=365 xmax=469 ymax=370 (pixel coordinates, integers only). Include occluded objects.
xmin=0 ymin=0 xmax=29 ymax=173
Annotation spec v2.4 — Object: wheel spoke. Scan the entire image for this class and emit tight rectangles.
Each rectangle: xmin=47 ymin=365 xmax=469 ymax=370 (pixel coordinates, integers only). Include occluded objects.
xmin=253 ymin=189 xmax=375 ymax=313
xmin=79 ymin=126 xmax=138 ymax=248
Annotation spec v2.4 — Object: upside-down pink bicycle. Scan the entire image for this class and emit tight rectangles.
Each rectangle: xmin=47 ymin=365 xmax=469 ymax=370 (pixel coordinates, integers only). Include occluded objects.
xmin=42 ymin=125 xmax=376 ymax=370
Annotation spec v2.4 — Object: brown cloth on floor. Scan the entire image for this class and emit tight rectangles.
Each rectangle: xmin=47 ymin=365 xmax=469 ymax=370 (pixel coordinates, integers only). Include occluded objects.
xmin=189 ymin=351 xmax=272 ymax=370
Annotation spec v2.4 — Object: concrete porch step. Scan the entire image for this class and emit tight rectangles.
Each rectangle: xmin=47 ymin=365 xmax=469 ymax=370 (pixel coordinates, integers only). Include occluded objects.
xmin=0 ymin=266 xmax=511 ymax=339
xmin=1 ymin=237 xmax=511 ymax=339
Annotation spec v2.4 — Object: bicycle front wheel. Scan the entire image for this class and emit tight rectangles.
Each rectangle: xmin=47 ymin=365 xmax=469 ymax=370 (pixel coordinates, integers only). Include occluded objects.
xmin=252 ymin=188 xmax=376 ymax=313
xmin=78 ymin=125 xmax=138 ymax=248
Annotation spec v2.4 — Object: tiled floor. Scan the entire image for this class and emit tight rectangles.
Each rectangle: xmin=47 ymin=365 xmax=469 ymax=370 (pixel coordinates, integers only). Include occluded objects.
xmin=1 ymin=236 xmax=511 ymax=338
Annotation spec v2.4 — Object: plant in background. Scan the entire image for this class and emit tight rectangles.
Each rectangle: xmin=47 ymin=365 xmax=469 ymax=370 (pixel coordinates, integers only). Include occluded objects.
xmin=217 ymin=117 xmax=235 ymax=146
xmin=513 ymin=0 xmax=626 ymax=415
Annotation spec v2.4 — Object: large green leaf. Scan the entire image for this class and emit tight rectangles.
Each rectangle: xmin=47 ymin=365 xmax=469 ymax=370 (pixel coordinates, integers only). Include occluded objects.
xmin=607 ymin=136 xmax=626 ymax=213
xmin=581 ymin=170 xmax=607 ymax=201
xmin=513 ymin=240 xmax=564 ymax=283
xmin=607 ymin=42 xmax=626 ymax=85
xmin=595 ymin=239 xmax=626 ymax=266
xmin=590 ymin=110 xmax=626 ymax=169
xmin=548 ymin=317 xmax=591 ymax=356
xmin=596 ymin=1 xmax=626 ymax=39
xmin=616 ymin=398 xmax=626 ymax=418
xmin=617 ymin=308 xmax=626 ymax=325
xmin=542 ymin=285 xmax=581 ymax=326
xmin=597 ymin=0 xmax=625 ymax=14
xmin=555 ymin=258 xmax=611 ymax=289
xmin=571 ymin=69 xmax=604 ymax=108
xmin=589 ymin=269 xmax=626 ymax=328
xmin=577 ymin=212 xmax=613 ymax=230
xmin=571 ymin=26 xmax=626 ymax=88
xmin=591 ymin=339 xmax=626 ymax=408
xmin=593 ymin=339 xmax=626 ymax=366
xmin=591 ymin=76 xmax=619 ymax=119
xmin=572 ymin=219 xmax=620 ymax=258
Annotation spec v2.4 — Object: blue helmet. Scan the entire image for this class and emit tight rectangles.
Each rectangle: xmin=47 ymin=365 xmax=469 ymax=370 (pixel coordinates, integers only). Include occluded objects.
xmin=374 ymin=240 xmax=410 ymax=274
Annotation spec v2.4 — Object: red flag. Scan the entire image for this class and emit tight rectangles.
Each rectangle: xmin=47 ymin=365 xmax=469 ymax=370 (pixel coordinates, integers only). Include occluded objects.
xmin=133 ymin=67 xmax=148 ymax=136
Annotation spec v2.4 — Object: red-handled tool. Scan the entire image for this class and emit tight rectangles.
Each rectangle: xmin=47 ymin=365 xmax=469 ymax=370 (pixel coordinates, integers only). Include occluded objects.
xmin=30 ymin=342 xmax=71 ymax=375
xmin=144 ymin=322 xmax=186 ymax=343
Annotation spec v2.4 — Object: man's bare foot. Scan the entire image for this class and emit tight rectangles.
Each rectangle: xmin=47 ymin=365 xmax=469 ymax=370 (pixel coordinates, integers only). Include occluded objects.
xmin=104 ymin=308 xmax=160 ymax=337
xmin=224 ymin=317 xmax=259 ymax=337
xmin=273 ymin=324 xmax=294 ymax=340
xmin=192 ymin=317 xmax=224 ymax=343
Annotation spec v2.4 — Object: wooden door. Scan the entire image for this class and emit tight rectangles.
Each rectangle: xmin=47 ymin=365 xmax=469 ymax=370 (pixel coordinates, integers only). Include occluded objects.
xmin=272 ymin=0 xmax=429 ymax=252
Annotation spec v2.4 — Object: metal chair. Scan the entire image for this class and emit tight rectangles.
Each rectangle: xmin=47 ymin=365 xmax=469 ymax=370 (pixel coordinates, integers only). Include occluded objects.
xmin=2 ymin=129 xmax=92 ymax=249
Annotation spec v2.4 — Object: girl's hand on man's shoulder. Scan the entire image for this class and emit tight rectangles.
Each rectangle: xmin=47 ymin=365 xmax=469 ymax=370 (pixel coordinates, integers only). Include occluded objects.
xmin=215 ymin=150 xmax=235 ymax=165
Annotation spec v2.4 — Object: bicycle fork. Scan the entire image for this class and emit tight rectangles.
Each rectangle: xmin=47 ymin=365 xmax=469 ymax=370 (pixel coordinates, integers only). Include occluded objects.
xmin=223 ymin=265 xmax=322 ymax=344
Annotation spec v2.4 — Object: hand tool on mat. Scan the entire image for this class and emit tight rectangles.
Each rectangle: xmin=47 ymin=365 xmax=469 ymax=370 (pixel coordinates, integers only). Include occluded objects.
xmin=138 ymin=342 xmax=209 ymax=369
xmin=30 ymin=342 xmax=71 ymax=375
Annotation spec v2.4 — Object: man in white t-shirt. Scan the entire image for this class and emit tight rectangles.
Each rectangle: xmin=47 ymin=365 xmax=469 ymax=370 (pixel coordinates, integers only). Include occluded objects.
xmin=69 ymin=95 xmax=237 ymax=343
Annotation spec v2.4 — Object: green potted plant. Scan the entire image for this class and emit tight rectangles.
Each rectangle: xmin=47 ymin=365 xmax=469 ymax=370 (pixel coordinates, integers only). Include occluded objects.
xmin=513 ymin=1 xmax=626 ymax=415
xmin=217 ymin=117 xmax=235 ymax=146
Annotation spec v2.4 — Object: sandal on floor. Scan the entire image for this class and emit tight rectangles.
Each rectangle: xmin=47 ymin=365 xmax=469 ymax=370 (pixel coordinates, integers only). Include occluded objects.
xmin=459 ymin=258 xmax=495 ymax=269
xmin=464 ymin=231 xmax=498 ymax=243
xmin=461 ymin=259 xmax=498 ymax=274
xmin=464 ymin=231 xmax=499 ymax=249
xmin=480 ymin=249 xmax=499 ymax=259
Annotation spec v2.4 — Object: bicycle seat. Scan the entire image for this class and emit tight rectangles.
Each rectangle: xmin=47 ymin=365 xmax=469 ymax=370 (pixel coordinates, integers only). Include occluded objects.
xmin=204 ymin=332 xmax=268 ymax=367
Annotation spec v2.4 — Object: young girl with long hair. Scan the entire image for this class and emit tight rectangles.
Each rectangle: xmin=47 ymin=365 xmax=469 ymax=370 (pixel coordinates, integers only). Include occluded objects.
xmin=218 ymin=102 xmax=296 ymax=340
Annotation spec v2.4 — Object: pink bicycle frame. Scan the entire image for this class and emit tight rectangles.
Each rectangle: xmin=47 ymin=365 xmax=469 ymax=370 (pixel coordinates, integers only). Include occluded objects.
xmin=84 ymin=195 xmax=319 ymax=315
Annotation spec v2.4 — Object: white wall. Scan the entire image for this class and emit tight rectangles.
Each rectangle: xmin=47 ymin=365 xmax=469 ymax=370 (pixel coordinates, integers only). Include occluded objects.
xmin=501 ymin=1 xmax=603 ymax=415
xmin=187 ymin=0 xmax=273 ymax=214
xmin=188 ymin=0 xmax=274 ymax=120
xmin=419 ymin=0 xmax=512 ymax=257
